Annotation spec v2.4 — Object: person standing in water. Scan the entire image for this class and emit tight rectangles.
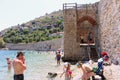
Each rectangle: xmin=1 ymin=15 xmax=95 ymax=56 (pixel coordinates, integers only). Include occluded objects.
xmin=6 ymin=57 xmax=12 ymax=71
xmin=13 ymin=52 xmax=26 ymax=80
xmin=56 ymin=51 xmax=61 ymax=65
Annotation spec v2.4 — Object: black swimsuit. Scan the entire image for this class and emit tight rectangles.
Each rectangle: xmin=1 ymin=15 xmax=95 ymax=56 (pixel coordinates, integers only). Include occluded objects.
xmin=14 ymin=74 xmax=24 ymax=80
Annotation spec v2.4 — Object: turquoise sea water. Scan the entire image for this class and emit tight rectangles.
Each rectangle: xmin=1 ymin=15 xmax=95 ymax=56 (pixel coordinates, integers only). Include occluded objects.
xmin=0 ymin=50 xmax=59 ymax=80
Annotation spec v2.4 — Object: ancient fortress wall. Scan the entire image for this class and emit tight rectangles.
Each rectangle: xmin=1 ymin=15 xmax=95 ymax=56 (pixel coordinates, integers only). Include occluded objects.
xmin=64 ymin=3 xmax=98 ymax=61
xmin=64 ymin=8 xmax=78 ymax=60
xmin=6 ymin=38 xmax=63 ymax=51
xmin=99 ymin=0 xmax=120 ymax=61
xmin=64 ymin=0 xmax=120 ymax=61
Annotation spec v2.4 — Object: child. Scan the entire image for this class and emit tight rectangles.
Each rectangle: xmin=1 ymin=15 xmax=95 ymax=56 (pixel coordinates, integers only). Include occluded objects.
xmin=60 ymin=62 xmax=72 ymax=80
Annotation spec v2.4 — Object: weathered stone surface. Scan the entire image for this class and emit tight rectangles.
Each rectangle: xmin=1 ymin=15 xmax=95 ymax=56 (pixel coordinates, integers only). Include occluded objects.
xmin=64 ymin=3 xmax=99 ymax=61
xmin=99 ymin=0 xmax=120 ymax=61
xmin=6 ymin=38 xmax=63 ymax=51
xmin=64 ymin=0 xmax=120 ymax=61
xmin=63 ymin=1 xmax=120 ymax=80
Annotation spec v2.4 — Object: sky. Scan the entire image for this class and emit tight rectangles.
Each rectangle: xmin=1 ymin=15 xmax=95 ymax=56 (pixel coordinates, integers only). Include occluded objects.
xmin=0 ymin=0 xmax=100 ymax=31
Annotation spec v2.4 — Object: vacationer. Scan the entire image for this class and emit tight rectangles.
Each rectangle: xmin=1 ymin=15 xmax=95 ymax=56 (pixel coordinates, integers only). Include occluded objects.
xmin=101 ymin=52 xmax=109 ymax=62
xmin=87 ymin=32 xmax=94 ymax=44
xmin=60 ymin=62 xmax=72 ymax=80
xmin=80 ymin=35 xmax=84 ymax=43
xmin=13 ymin=52 xmax=26 ymax=80
xmin=76 ymin=61 xmax=95 ymax=80
xmin=60 ymin=49 xmax=64 ymax=59
xmin=6 ymin=57 xmax=12 ymax=71
xmin=92 ymin=52 xmax=109 ymax=80
xmin=56 ymin=51 xmax=61 ymax=65
xmin=95 ymin=57 xmax=106 ymax=80
xmin=95 ymin=52 xmax=109 ymax=80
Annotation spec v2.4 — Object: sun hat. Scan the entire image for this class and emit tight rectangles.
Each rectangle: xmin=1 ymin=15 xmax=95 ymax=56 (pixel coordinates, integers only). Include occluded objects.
xmin=101 ymin=51 xmax=108 ymax=57
xmin=64 ymin=62 xmax=68 ymax=67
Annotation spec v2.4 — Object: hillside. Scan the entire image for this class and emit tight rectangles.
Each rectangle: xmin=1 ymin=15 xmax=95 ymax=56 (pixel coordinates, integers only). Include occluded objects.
xmin=2 ymin=10 xmax=64 ymax=44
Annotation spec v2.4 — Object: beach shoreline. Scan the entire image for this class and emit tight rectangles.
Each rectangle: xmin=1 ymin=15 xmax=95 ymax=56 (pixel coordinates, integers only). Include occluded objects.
xmin=50 ymin=58 xmax=120 ymax=80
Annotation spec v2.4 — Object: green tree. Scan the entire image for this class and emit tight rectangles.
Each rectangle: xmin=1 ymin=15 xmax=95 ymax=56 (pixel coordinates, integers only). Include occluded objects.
xmin=0 ymin=37 xmax=6 ymax=48
xmin=23 ymin=29 xmax=29 ymax=34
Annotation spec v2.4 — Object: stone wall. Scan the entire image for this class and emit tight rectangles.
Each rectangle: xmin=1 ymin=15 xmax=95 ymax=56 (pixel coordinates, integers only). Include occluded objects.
xmin=6 ymin=38 xmax=63 ymax=51
xmin=64 ymin=3 xmax=99 ymax=61
xmin=64 ymin=8 xmax=78 ymax=60
xmin=99 ymin=0 xmax=120 ymax=61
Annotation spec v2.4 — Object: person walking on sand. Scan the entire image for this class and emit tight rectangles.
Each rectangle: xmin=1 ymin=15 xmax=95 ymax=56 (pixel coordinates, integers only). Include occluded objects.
xmin=6 ymin=57 xmax=12 ymax=71
xmin=60 ymin=62 xmax=72 ymax=80
xmin=13 ymin=52 xmax=26 ymax=80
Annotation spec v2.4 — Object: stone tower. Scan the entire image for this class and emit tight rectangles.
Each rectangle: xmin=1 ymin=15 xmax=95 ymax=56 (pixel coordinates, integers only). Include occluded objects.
xmin=63 ymin=3 xmax=99 ymax=61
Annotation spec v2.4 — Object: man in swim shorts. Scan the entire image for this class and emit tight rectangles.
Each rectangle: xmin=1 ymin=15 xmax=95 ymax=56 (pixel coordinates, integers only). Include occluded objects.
xmin=56 ymin=50 xmax=61 ymax=65
xmin=13 ymin=52 xmax=26 ymax=80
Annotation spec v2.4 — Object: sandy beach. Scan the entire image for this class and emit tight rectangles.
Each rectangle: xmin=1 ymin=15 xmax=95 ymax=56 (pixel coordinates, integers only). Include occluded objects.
xmin=47 ymin=59 xmax=120 ymax=80
xmin=48 ymin=62 xmax=99 ymax=80
xmin=104 ymin=64 xmax=120 ymax=80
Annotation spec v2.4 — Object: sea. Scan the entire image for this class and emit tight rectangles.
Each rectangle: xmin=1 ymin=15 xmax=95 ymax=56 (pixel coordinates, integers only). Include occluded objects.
xmin=0 ymin=50 xmax=63 ymax=80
